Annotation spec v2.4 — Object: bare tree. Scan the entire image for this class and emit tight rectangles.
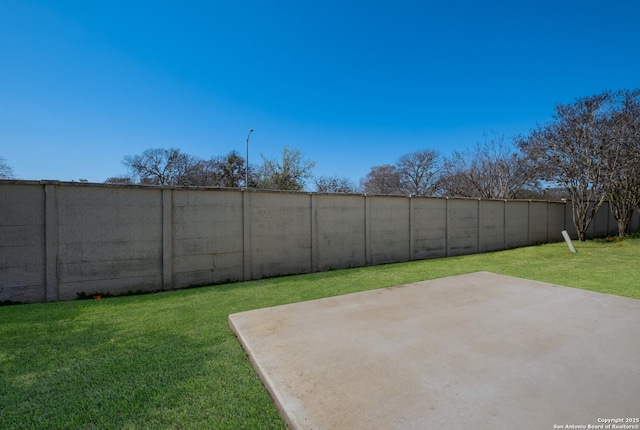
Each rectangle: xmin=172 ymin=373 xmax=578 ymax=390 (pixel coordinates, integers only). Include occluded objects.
xmin=360 ymin=165 xmax=403 ymax=195
xmin=602 ymin=89 xmax=640 ymax=237
xmin=110 ymin=148 xmax=247 ymax=188
xmin=181 ymin=150 xmax=246 ymax=187
xmin=0 ymin=157 xmax=15 ymax=179
xmin=440 ymin=133 xmax=538 ymax=199
xmin=256 ymin=146 xmax=316 ymax=191
xmin=396 ymin=149 xmax=441 ymax=196
xmin=315 ymin=176 xmax=358 ymax=193
xmin=122 ymin=148 xmax=199 ymax=185
xmin=104 ymin=175 xmax=134 ymax=185
xmin=516 ymin=92 xmax=615 ymax=241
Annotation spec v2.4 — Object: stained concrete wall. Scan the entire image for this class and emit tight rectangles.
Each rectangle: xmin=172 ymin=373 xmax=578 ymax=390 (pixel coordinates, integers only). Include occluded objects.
xmin=313 ymin=194 xmax=366 ymax=271
xmin=248 ymin=192 xmax=313 ymax=279
xmin=0 ymin=184 xmax=45 ymax=303
xmin=367 ymin=196 xmax=411 ymax=265
xmin=172 ymin=189 xmax=244 ymax=288
xmin=447 ymin=199 xmax=479 ymax=256
xmin=412 ymin=198 xmax=447 ymax=259
xmin=0 ymin=181 xmax=634 ymax=303
xmin=592 ymin=202 xmax=611 ymax=237
xmin=632 ymin=209 xmax=640 ymax=232
xmin=55 ymin=186 xmax=164 ymax=301
xmin=479 ymin=200 xmax=505 ymax=253
xmin=563 ymin=201 xmax=640 ymax=239
xmin=506 ymin=201 xmax=529 ymax=248
xmin=548 ymin=203 xmax=566 ymax=242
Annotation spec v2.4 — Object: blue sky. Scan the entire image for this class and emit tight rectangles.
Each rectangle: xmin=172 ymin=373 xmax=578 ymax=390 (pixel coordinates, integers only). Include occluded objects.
xmin=1 ymin=0 xmax=639 ymax=187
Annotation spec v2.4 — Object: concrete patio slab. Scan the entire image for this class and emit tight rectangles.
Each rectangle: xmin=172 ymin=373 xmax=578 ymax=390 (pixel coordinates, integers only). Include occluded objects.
xmin=228 ymin=272 xmax=640 ymax=430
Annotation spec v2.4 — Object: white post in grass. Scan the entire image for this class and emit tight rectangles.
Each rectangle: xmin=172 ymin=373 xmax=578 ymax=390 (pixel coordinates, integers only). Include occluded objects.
xmin=561 ymin=230 xmax=577 ymax=253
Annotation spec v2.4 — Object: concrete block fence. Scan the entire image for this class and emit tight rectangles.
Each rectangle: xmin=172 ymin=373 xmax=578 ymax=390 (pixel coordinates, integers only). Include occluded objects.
xmin=1 ymin=180 xmax=636 ymax=303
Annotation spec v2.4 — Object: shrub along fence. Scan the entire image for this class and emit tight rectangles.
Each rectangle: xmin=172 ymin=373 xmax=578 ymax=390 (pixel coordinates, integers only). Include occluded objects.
xmin=1 ymin=180 xmax=637 ymax=303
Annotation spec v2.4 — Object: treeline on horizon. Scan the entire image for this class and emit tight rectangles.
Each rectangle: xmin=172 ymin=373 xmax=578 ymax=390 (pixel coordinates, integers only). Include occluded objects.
xmin=105 ymin=88 xmax=640 ymax=241
xmin=1 ymin=89 xmax=638 ymax=240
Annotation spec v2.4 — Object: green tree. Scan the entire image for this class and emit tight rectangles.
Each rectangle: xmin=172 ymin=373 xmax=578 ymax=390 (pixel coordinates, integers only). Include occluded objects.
xmin=256 ymin=147 xmax=316 ymax=191
xmin=214 ymin=150 xmax=246 ymax=188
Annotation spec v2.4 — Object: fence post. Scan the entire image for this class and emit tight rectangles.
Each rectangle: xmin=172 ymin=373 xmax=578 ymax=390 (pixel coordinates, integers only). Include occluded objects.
xmin=445 ymin=197 xmax=450 ymax=257
xmin=409 ymin=196 xmax=414 ymax=261
xmin=162 ymin=188 xmax=173 ymax=291
xmin=546 ymin=201 xmax=550 ymax=243
xmin=503 ymin=199 xmax=508 ymax=250
xmin=365 ymin=195 xmax=371 ymax=265
xmin=44 ymin=182 xmax=60 ymax=302
xmin=527 ymin=200 xmax=532 ymax=245
xmin=243 ymin=190 xmax=252 ymax=281
xmin=477 ymin=198 xmax=481 ymax=253
xmin=310 ymin=193 xmax=318 ymax=272
xmin=564 ymin=200 xmax=570 ymax=235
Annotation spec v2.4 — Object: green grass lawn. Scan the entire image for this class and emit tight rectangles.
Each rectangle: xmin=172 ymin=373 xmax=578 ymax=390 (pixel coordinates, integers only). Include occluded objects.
xmin=1 ymin=238 xmax=638 ymax=429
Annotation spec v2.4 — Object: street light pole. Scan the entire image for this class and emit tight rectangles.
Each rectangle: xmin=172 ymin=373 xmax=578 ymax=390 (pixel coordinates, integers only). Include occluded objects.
xmin=245 ymin=129 xmax=253 ymax=188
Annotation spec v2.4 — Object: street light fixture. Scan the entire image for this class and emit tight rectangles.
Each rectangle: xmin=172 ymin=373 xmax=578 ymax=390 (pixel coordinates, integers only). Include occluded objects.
xmin=245 ymin=129 xmax=253 ymax=188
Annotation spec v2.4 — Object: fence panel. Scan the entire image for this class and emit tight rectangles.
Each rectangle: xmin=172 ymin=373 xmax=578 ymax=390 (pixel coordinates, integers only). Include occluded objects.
xmin=367 ymin=196 xmax=410 ymax=265
xmin=172 ymin=189 xmax=244 ymax=288
xmin=412 ymin=197 xmax=447 ymax=259
xmin=56 ymin=186 xmax=163 ymax=300
xmin=249 ymin=191 xmax=312 ymax=279
xmin=314 ymin=194 xmax=366 ymax=271
xmin=0 ymin=184 xmax=45 ymax=303
xmin=529 ymin=201 xmax=549 ymax=244
xmin=1 ymin=181 xmax=636 ymax=303
xmin=506 ymin=201 xmax=529 ymax=248
xmin=447 ymin=199 xmax=479 ymax=256
xmin=479 ymin=200 xmax=505 ymax=252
